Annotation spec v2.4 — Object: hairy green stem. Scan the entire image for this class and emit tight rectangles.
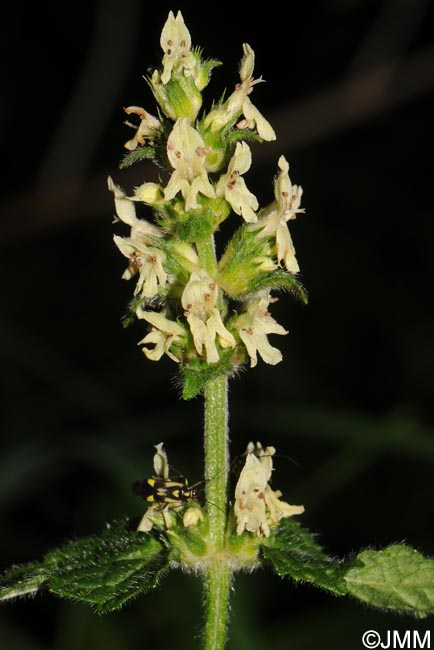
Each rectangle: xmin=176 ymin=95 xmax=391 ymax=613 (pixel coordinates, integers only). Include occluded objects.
xmin=204 ymin=376 xmax=229 ymax=548
xmin=203 ymin=376 xmax=231 ymax=650
xmin=203 ymin=559 xmax=232 ymax=650
xmin=198 ymin=234 xmax=232 ymax=649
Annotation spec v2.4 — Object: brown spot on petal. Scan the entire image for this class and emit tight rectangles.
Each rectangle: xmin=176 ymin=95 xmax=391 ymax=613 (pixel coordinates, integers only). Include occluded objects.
xmin=196 ymin=146 xmax=211 ymax=157
xmin=130 ymin=252 xmax=143 ymax=269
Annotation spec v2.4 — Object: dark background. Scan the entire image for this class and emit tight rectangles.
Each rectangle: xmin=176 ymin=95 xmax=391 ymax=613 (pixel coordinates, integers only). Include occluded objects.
xmin=1 ymin=0 xmax=434 ymax=648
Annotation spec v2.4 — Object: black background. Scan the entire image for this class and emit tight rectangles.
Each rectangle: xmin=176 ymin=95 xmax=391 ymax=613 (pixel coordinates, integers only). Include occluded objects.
xmin=1 ymin=1 xmax=434 ymax=648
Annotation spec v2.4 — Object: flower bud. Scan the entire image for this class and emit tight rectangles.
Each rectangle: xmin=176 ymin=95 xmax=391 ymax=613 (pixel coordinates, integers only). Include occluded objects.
xmin=150 ymin=70 xmax=203 ymax=121
xmin=183 ymin=506 xmax=204 ymax=528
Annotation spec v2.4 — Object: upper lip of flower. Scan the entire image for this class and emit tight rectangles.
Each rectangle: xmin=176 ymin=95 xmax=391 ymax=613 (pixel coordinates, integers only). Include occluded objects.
xmin=216 ymin=142 xmax=259 ymax=223
xmin=159 ymin=10 xmax=196 ymax=84
xmin=236 ymin=292 xmax=287 ymax=367
xmin=204 ymin=43 xmax=276 ymax=141
xmin=181 ymin=270 xmax=236 ymax=363
xmin=164 ymin=119 xmax=216 ymax=210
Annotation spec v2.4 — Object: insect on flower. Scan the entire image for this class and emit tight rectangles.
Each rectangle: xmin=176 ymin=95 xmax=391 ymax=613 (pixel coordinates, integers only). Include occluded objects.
xmin=132 ymin=474 xmax=198 ymax=506
xmin=133 ymin=443 xmax=205 ymax=532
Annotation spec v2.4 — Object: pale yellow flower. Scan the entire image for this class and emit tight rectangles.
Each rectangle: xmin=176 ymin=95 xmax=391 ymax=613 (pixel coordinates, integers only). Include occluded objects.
xmin=204 ymin=43 xmax=275 ymax=141
xmin=181 ymin=270 xmax=235 ymax=363
xmin=137 ymin=311 xmax=185 ymax=362
xmin=159 ymin=10 xmax=196 ymax=84
xmin=183 ymin=506 xmax=204 ymax=528
xmin=236 ymin=292 xmax=287 ymax=367
xmin=251 ymin=156 xmax=303 ymax=274
xmin=133 ymin=182 xmax=165 ymax=205
xmin=164 ymin=119 xmax=216 ymax=211
xmin=234 ymin=442 xmax=304 ymax=537
xmin=216 ymin=142 xmax=258 ymax=223
xmin=109 ymin=178 xmax=168 ymax=297
xmin=108 ymin=176 xmax=163 ymax=240
xmin=136 ymin=443 xmax=172 ymax=532
xmin=153 ymin=442 xmax=170 ymax=479
xmin=137 ymin=504 xmax=175 ymax=532
xmin=235 ymin=453 xmax=270 ymax=536
xmin=114 ymin=237 xmax=168 ymax=298
xmin=123 ymin=106 xmax=160 ymax=151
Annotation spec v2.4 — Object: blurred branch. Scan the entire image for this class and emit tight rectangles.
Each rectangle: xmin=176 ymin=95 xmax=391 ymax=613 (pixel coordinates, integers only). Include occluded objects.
xmin=2 ymin=43 xmax=434 ymax=245
xmin=349 ymin=0 xmax=430 ymax=74
xmin=265 ymin=41 xmax=434 ymax=157
xmin=35 ymin=0 xmax=141 ymax=193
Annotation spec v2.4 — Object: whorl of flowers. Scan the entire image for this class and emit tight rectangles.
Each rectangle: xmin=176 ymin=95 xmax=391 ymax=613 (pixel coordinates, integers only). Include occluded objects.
xmin=109 ymin=11 xmax=307 ymax=399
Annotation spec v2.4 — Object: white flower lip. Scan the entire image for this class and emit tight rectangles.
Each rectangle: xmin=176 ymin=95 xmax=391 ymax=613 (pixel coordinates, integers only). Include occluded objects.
xmin=137 ymin=310 xmax=185 ymax=363
xmin=113 ymin=236 xmax=168 ymax=299
xmin=181 ymin=270 xmax=236 ymax=363
xmin=164 ymin=119 xmax=215 ymax=211
xmin=204 ymin=43 xmax=276 ymax=141
xmin=216 ymin=142 xmax=259 ymax=223
xmin=159 ymin=10 xmax=196 ymax=84
xmin=251 ymin=156 xmax=304 ymax=274
xmin=234 ymin=442 xmax=304 ymax=537
xmin=236 ymin=291 xmax=287 ymax=368
xmin=123 ymin=106 xmax=160 ymax=151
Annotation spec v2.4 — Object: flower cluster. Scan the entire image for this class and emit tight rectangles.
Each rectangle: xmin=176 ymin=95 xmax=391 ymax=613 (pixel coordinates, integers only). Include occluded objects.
xmin=109 ymin=11 xmax=306 ymax=396
xmin=136 ymin=443 xmax=203 ymax=533
xmin=234 ymin=442 xmax=304 ymax=537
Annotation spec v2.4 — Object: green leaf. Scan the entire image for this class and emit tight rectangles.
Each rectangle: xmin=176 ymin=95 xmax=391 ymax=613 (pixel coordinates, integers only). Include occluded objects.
xmin=0 ymin=519 xmax=170 ymax=613
xmin=240 ymin=269 xmax=308 ymax=304
xmin=261 ymin=518 xmax=347 ymax=595
xmin=345 ymin=545 xmax=434 ymax=617
xmin=119 ymin=146 xmax=155 ymax=169
xmin=224 ymin=128 xmax=262 ymax=147
xmin=218 ymin=227 xmax=307 ymax=303
xmin=46 ymin=520 xmax=168 ymax=613
xmin=0 ymin=561 xmax=48 ymax=601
